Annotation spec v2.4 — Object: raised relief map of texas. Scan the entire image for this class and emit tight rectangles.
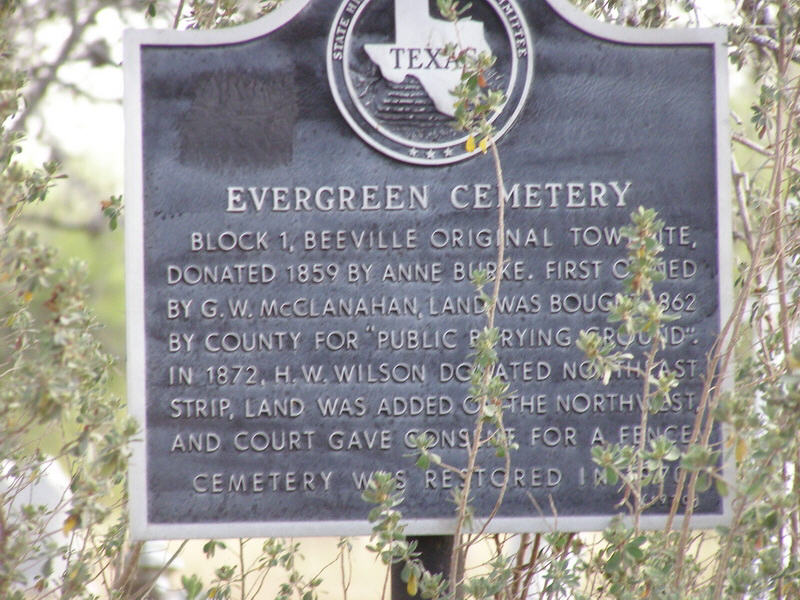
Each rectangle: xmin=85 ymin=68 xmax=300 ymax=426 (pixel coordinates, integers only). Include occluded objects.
xmin=364 ymin=0 xmax=491 ymax=117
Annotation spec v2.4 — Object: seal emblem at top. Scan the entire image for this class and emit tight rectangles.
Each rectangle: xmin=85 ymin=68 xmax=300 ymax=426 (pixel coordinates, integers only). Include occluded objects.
xmin=327 ymin=0 xmax=534 ymax=166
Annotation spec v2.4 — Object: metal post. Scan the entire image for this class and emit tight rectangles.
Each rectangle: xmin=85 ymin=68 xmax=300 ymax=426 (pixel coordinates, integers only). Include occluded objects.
xmin=391 ymin=535 xmax=454 ymax=600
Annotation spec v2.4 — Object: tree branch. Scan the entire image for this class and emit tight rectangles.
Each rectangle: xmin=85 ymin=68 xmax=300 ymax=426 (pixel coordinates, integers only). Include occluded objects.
xmin=747 ymin=32 xmax=800 ymax=64
xmin=130 ymin=540 xmax=187 ymax=600
xmin=55 ymin=78 xmax=122 ymax=105
xmin=19 ymin=213 xmax=106 ymax=236
xmin=113 ymin=541 xmax=143 ymax=594
xmin=0 ymin=498 xmax=9 ymax=598
xmin=732 ymin=133 xmax=800 ymax=175
xmin=173 ymin=0 xmax=185 ymax=28
xmin=12 ymin=3 xmax=105 ymax=134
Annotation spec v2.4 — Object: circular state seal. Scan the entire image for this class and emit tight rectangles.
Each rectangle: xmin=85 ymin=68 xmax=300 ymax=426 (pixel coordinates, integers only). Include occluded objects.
xmin=327 ymin=0 xmax=534 ymax=166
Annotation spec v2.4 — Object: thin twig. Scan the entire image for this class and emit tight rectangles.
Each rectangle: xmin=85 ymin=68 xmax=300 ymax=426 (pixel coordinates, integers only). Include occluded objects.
xmin=519 ymin=533 xmax=542 ymax=600
xmin=239 ymin=538 xmax=247 ymax=600
xmin=449 ymin=137 xmax=509 ymax=599
xmin=732 ymin=133 xmax=800 ymax=176
xmin=746 ymin=32 xmax=800 ymax=64
xmin=173 ymin=0 xmax=185 ymax=28
xmin=339 ymin=540 xmax=352 ymax=600
xmin=130 ymin=540 xmax=188 ymax=600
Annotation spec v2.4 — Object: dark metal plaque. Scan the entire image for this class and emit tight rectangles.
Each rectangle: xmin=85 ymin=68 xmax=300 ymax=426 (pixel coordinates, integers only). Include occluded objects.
xmin=125 ymin=0 xmax=731 ymax=538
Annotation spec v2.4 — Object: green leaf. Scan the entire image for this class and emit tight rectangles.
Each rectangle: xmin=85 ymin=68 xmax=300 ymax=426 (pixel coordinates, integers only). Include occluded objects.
xmin=415 ymin=454 xmax=430 ymax=469
xmin=202 ymin=540 xmax=225 ymax=557
xmin=762 ymin=510 xmax=778 ymax=529
xmin=604 ymin=550 xmax=622 ymax=574
xmin=605 ymin=467 xmax=618 ymax=485
xmin=181 ymin=574 xmax=204 ymax=600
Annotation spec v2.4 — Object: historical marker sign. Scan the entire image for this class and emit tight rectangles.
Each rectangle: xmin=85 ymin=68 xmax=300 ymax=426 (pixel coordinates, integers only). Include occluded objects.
xmin=125 ymin=0 xmax=731 ymax=539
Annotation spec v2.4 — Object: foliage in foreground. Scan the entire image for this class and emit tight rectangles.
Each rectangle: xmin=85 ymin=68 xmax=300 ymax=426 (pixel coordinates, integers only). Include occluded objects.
xmin=0 ymin=9 xmax=138 ymax=600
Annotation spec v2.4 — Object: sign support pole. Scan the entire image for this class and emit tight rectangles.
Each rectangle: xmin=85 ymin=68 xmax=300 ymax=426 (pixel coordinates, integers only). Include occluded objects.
xmin=391 ymin=535 xmax=454 ymax=600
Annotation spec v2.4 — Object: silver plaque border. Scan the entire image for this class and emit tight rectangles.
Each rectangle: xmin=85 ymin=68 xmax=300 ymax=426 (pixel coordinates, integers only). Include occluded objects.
xmin=124 ymin=0 xmax=732 ymax=539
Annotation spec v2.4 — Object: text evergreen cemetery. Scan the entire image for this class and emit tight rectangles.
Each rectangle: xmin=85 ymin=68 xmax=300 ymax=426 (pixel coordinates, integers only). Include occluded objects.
xmin=224 ymin=180 xmax=633 ymax=212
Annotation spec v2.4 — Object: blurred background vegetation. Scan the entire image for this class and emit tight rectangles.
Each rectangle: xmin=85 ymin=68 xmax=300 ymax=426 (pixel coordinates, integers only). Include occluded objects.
xmin=1 ymin=0 xmax=798 ymax=598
